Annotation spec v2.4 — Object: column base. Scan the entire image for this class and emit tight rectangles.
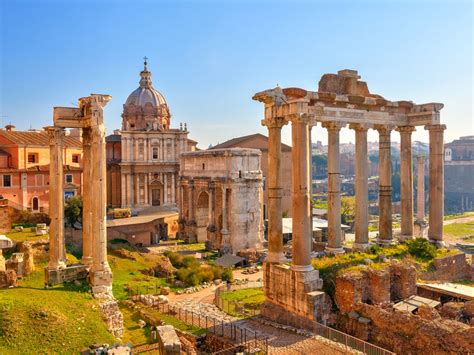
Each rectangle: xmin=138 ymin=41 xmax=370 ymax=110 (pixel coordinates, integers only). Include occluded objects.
xmin=89 ymin=268 xmax=113 ymax=288
xmin=265 ymin=251 xmax=288 ymax=264
xmin=290 ymin=264 xmax=314 ymax=272
xmin=81 ymin=256 xmax=93 ymax=267
xmin=324 ymin=247 xmax=345 ymax=255
xmin=429 ymin=239 xmax=446 ymax=248
xmin=399 ymin=234 xmax=413 ymax=242
xmin=376 ymin=238 xmax=396 ymax=246
xmin=352 ymin=243 xmax=371 ymax=251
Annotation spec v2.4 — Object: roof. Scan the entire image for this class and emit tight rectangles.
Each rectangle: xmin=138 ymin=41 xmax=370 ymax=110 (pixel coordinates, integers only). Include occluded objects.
xmin=214 ymin=254 xmax=245 ymax=268
xmin=0 ymin=130 xmax=82 ymax=147
xmin=211 ymin=133 xmax=292 ymax=152
xmin=107 ymin=211 xmax=178 ymax=228
xmin=393 ymin=295 xmax=440 ymax=313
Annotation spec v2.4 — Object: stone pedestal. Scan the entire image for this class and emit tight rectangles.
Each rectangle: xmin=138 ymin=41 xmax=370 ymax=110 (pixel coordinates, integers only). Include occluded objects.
xmin=262 ymin=262 xmax=325 ymax=325
xmin=426 ymin=124 xmax=446 ymax=247
xmin=351 ymin=124 xmax=370 ymax=251
xmin=398 ymin=126 xmax=415 ymax=241
xmin=323 ymin=122 xmax=346 ymax=254
xmin=262 ymin=117 xmax=288 ymax=264
xmin=376 ymin=125 xmax=393 ymax=246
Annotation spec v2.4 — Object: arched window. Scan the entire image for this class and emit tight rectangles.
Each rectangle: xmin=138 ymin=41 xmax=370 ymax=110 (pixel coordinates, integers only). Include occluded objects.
xmin=32 ymin=197 xmax=39 ymax=211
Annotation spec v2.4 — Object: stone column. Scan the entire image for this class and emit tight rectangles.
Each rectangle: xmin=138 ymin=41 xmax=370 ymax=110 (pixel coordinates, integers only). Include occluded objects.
xmin=376 ymin=125 xmax=393 ymax=245
xmin=121 ymin=173 xmax=126 ymax=207
xmin=129 ymin=173 xmax=135 ymax=207
xmin=415 ymin=155 xmax=426 ymax=220
xmin=188 ymin=181 xmax=195 ymax=222
xmin=125 ymin=174 xmax=131 ymax=207
xmin=46 ymin=127 xmax=66 ymax=270
xmin=398 ymin=126 xmax=416 ymax=240
xmin=134 ymin=140 xmax=138 ymax=162
xmin=290 ymin=114 xmax=313 ymax=270
xmin=425 ymin=124 xmax=446 ymax=246
xmin=261 ymin=116 xmax=288 ymax=264
xmin=164 ymin=173 xmax=168 ymax=204
xmin=350 ymin=123 xmax=370 ymax=250
xmin=221 ymin=186 xmax=230 ymax=250
xmin=81 ymin=128 xmax=93 ymax=266
xmin=171 ymin=173 xmax=176 ymax=203
xmin=144 ymin=174 xmax=149 ymax=205
xmin=89 ymin=97 xmax=113 ymax=291
xmin=323 ymin=121 xmax=346 ymax=254
xmin=135 ymin=174 xmax=140 ymax=205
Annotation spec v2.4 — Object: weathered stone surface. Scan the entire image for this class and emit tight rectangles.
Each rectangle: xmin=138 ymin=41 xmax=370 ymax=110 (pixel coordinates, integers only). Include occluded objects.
xmin=6 ymin=253 xmax=24 ymax=278
xmin=464 ymin=300 xmax=474 ymax=317
xmin=237 ymin=248 xmax=258 ymax=264
xmin=389 ymin=260 xmax=417 ymax=301
xmin=335 ymin=271 xmax=366 ymax=314
xmin=18 ymin=242 xmax=35 ymax=276
xmin=439 ymin=302 xmax=464 ymax=321
xmin=157 ymin=325 xmax=181 ymax=355
xmin=365 ymin=268 xmax=390 ymax=305
xmin=351 ymin=303 xmax=474 ymax=354
xmin=0 ymin=270 xmax=17 ymax=288
xmin=421 ymin=253 xmax=472 ymax=281
xmin=98 ymin=299 xmax=124 ymax=338
xmin=416 ymin=304 xmax=441 ymax=321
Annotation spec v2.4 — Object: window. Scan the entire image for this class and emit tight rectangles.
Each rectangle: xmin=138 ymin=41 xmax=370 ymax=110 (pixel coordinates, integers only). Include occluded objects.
xmin=32 ymin=197 xmax=39 ymax=211
xmin=72 ymin=154 xmax=80 ymax=163
xmin=152 ymin=147 xmax=159 ymax=160
xmin=35 ymin=174 xmax=44 ymax=186
xmin=65 ymin=174 xmax=73 ymax=184
xmin=27 ymin=153 xmax=38 ymax=163
xmin=2 ymin=175 xmax=11 ymax=187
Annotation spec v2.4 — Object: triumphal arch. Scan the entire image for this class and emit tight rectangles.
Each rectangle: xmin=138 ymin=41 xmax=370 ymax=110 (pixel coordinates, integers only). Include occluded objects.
xmin=45 ymin=94 xmax=113 ymax=297
xmin=253 ymin=69 xmax=446 ymax=326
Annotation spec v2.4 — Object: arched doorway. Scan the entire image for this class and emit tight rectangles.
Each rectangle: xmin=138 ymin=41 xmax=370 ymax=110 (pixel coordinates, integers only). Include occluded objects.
xmin=196 ymin=191 xmax=209 ymax=242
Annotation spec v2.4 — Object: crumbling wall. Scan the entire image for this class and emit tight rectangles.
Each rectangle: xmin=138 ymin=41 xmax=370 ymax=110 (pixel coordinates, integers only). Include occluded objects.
xmin=420 ymin=253 xmax=473 ymax=281
xmin=334 ymin=272 xmax=366 ymax=313
xmin=350 ymin=303 xmax=474 ymax=354
xmin=364 ymin=268 xmax=390 ymax=305
xmin=390 ymin=261 xmax=417 ymax=301
xmin=98 ymin=299 xmax=124 ymax=338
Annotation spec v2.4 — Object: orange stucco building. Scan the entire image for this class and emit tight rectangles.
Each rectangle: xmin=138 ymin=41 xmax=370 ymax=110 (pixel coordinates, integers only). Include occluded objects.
xmin=0 ymin=125 xmax=83 ymax=213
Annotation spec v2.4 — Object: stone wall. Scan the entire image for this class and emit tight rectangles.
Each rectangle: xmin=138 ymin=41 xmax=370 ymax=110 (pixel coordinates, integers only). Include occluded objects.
xmin=335 ymin=261 xmax=417 ymax=313
xmin=420 ymin=253 xmax=473 ymax=281
xmin=261 ymin=262 xmax=328 ymax=326
xmin=98 ymin=299 xmax=124 ymax=338
xmin=344 ymin=303 xmax=474 ymax=354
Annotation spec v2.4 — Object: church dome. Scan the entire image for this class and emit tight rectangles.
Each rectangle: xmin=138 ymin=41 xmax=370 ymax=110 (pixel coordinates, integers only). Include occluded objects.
xmin=122 ymin=59 xmax=171 ymax=131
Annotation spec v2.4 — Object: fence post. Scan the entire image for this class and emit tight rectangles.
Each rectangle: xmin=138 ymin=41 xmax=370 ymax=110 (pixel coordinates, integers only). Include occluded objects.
xmin=213 ymin=318 xmax=216 ymax=334
xmin=191 ymin=311 xmax=194 ymax=326
xmin=221 ymin=320 xmax=224 ymax=336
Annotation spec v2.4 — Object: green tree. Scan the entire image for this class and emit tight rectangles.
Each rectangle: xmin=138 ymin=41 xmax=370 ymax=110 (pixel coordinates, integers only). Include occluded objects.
xmin=64 ymin=196 xmax=83 ymax=228
xmin=341 ymin=196 xmax=356 ymax=225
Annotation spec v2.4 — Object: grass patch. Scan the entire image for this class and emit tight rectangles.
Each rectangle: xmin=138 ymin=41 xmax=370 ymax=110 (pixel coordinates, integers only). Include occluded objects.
xmin=443 ymin=221 xmax=474 ymax=238
xmin=444 ymin=211 xmax=474 ymax=221
xmin=219 ymin=287 xmax=265 ymax=318
xmin=0 ymin=261 xmax=115 ymax=354
xmin=4 ymin=228 xmax=48 ymax=243
xmin=108 ymin=249 xmax=172 ymax=300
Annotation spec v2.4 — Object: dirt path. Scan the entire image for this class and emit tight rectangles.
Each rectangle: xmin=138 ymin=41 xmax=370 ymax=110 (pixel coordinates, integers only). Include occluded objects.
xmin=167 ymin=269 xmax=263 ymax=304
xmin=443 ymin=214 xmax=474 ymax=225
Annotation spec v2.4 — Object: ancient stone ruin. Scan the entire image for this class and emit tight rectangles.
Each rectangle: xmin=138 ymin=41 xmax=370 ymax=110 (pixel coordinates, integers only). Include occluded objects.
xmin=44 ymin=94 xmax=123 ymax=337
xmin=253 ymin=69 xmax=447 ymax=327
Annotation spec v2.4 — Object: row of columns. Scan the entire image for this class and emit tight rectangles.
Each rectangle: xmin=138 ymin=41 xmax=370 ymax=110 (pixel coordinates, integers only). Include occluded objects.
xmin=121 ymin=172 xmax=177 ymax=206
xmin=263 ymin=116 xmax=446 ymax=270
xmin=121 ymin=136 xmax=186 ymax=162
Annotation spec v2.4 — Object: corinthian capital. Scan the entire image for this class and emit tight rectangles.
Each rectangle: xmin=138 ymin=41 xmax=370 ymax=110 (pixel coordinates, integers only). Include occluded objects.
xmin=90 ymin=94 xmax=112 ymax=110
xmin=374 ymin=124 xmax=395 ymax=134
xmin=322 ymin=121 xmax=346 ymax=131
xmin=261 ymin=116 xmax=289 ymax=129
xmin=45 ymin=126 xmax=65 ymax=145
xmin=396 ymin=125 xmax=416 ymax=134
xmin=424 ymin=124 xmax=446 ymax=132
xmin=348 ymin=123 xmax=372 ymax=132
xmin=289 ymin=113 xmax=310 ymax=125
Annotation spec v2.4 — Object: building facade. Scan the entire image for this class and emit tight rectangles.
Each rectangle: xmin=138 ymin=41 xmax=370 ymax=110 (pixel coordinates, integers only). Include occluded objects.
xmin=178 ymin=148 xmax=264 ymax=253
xmin=211 ymin=133 xmax=292 ymax=217
xmin=444 ymin=135 xmax=474 ymax=213
xmin=106 ymin=60 xmax=197 ymax=209
xmin=0 ymin=125 xmax=83 ymax=213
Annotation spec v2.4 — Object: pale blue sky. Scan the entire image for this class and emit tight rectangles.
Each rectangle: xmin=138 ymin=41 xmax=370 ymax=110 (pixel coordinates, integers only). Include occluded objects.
xmin=1 ymin=0 xmax=472 ymax=148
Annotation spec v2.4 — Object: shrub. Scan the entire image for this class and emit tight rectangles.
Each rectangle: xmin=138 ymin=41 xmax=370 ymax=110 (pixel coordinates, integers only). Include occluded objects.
xmin=406 ymin=238 xmax=437 ymax=261
xmin=164 ymin=251 xmax=184 ymax=268
xmin=222 ymin=268 xmax=234 ymax=282
xmin=182 ymin=255 xmax=200 ymax=268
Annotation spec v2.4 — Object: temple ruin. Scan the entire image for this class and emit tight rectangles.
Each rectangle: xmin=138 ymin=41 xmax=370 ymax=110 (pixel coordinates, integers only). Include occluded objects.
xmin=45 ymin=94 xmax=113 ymax=296
xmin=253 ymin=69 xmax=446 ymax=326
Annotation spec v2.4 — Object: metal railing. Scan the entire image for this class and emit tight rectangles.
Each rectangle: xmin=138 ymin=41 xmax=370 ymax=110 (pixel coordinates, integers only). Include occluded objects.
xmin=214 ymin=281 xmax=264 ymax=318
xmin=153 ymin=302 xmax=268 ymax=354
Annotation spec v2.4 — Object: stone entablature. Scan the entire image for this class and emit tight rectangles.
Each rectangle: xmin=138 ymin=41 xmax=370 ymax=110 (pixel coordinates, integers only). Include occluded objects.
xmin=179 ymin=148 xmax=264 ymax=253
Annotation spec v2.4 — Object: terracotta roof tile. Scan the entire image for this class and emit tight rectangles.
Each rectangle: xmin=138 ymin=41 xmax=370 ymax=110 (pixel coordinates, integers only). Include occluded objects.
xmin=211 ymin=133 xmax=292 ymax=152
xmin=0 ymin=130 xmax=82 ymax=147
